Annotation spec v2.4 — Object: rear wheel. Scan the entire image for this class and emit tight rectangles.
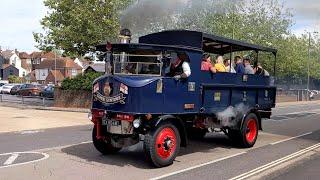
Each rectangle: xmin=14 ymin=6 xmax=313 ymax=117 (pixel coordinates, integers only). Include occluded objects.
xmin=92 ymin=126 xmax=121 ymax=154
xmin=226 ymin=113 xmax=259 ymax=148
xmin=144 ymin=122 xmax=181 ymax=167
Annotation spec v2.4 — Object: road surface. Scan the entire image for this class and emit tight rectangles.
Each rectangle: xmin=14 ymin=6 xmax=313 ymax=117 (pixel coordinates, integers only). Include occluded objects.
xmin=0 ymin=101 xmax=319 ymax=179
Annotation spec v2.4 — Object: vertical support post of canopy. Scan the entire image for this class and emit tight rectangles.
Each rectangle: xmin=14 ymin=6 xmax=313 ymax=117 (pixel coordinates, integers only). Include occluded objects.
xmin=256 ymin=50 xmax=259 ymax=66
xmin=273 ymin=52 xmax=277 ymax=85
xmin=229 ymin=45 xmax=233 ymax=72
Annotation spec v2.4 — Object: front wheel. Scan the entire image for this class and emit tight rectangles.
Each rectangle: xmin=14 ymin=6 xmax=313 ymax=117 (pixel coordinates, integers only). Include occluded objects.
xmin=92 ymin=126 xmax=121 ymax=154
xmin=144 ymin=122 xmax=181 ymax=167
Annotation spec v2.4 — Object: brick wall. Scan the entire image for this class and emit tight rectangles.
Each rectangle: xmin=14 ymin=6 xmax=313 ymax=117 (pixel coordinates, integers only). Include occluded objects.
xmin=54 ymin=88 xmax=92 ymax=108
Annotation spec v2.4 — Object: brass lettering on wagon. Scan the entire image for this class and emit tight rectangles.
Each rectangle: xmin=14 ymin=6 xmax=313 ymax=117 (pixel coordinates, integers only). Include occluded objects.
xmin=94 ymin=92 xmax=126 ymax=104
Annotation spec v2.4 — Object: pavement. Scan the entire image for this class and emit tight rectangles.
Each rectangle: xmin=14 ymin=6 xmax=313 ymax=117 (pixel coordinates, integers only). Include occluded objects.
xmin=0 ymin=106 xmax=90 ymax=133
xmin=0 ymin=101 xmax=319 ymax=179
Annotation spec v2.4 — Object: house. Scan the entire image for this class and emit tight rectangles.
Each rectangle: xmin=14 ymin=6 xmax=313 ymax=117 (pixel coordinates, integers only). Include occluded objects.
xmin=30 ymin=51 xmax=56 ymax=70
xmin=84 ymin=63 xmax=106 ymax=74
xmin=19 ymin=52 xmax=32 ymax=74
xmin=0 ymin=64 xmax=19 ymax=80
xmin=45 ymin=70 xmax=64 ymax=85
xmin=23 ymin=70 xmax=37 ymax=83
xmin=74 ymin=58 xmax=90 ymax=71
xmin=0 ymin=50 xmax=27 ymax=77
xmin=35 ymin=57 xmax=82 ymax=84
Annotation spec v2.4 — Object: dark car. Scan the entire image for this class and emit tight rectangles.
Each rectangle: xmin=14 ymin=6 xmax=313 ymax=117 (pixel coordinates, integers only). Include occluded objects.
xmin=10 ymin=84 xmax=22 ymax=95
xmin=40 ymin=86 xmax=54 ymax=98
xmin=17 ymin=84 xmax=42 ymax=96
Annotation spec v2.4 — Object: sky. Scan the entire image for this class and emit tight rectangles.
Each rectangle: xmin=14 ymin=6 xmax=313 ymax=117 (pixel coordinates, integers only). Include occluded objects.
xmin=0 ymin=0 xmax=319 ymax=53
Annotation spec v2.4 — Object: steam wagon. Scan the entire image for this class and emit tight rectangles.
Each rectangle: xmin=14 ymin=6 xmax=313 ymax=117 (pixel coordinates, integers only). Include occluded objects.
xmin=89 ymin=30 xmax=277 ymax=167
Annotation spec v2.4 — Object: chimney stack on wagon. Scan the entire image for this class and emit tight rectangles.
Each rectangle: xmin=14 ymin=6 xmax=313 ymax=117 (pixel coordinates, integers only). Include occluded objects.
xmin=119 ymin=29 xmax=132 ymax=44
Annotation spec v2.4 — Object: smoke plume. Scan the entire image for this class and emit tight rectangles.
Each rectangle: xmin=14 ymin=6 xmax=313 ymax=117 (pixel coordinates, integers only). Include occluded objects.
xmin=216 ymin=103 xmax=249 ymax=127
xmin=120 ymin=0 xmax=241 ymax=40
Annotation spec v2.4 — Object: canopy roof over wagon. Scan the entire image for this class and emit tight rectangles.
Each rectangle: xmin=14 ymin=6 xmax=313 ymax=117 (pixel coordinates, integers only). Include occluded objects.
xmin=139 ymin=30 xmax=277 ymax=55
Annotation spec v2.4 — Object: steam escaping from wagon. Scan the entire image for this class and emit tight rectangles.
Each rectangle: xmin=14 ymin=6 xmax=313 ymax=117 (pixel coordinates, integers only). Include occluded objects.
xmin=120 ymin=0 xmax=243 ymax=40
xmin=216 ymin=103 xmax=249 ymax=127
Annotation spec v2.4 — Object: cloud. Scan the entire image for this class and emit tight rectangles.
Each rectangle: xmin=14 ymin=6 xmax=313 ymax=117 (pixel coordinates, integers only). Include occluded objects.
xmin=284 ymin=0 xmax=320 ymax=34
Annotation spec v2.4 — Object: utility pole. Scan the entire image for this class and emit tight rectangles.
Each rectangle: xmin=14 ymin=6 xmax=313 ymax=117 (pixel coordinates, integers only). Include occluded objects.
xmin=54 ymin=50 xmax=57 ymax=85
xmin=307 ymin=31 xmax=319 ymax=101
xmin=307 ymin=32 xmax=311 ymax=101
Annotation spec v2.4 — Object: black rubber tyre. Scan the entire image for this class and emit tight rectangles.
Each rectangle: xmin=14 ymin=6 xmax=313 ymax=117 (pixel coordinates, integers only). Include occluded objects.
xmin=144 ymin=122 xmax=181 ymax=168
xmin=92 ymin=126 xmax=121 ymax=155
xmin=187 ymin=127 xmax=207 ymax=140
xmin=226 ymin=113 xmax=259 ymax=148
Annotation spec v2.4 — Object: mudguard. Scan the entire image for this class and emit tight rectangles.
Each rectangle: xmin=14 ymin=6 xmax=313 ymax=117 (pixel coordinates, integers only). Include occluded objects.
xmin=151 ymin=115 xmax=188 ymax=147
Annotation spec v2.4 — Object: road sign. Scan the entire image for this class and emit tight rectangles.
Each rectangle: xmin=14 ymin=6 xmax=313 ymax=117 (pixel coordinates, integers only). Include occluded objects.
xmin=0 ymin=152 xmax=49 ymax=169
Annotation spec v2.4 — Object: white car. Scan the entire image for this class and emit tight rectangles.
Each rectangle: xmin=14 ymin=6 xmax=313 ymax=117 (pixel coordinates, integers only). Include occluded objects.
xmin=1 ymin=84 xmax=15 ymax=94
xmin=0 ymin=83 xmax=7 ymax=93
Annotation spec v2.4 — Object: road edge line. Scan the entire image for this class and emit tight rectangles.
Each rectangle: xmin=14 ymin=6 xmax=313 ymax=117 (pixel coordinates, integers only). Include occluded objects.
xmin=270 ymin=132 xmax=312 ymax=145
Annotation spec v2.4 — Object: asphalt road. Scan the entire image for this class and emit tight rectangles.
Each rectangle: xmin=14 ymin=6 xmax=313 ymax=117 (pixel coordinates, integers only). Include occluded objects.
xmin=0 ymin=101 xmax=319 ymax=179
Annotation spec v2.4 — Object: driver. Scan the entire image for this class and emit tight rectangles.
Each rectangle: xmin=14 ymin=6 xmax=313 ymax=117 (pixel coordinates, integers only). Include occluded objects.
xmin=167 ymin=52 xmax=191 ymax=80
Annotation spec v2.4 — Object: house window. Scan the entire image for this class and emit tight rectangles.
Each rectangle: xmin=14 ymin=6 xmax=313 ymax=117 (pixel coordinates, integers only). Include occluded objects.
xmin=9 ymin=69 xmax=14 ymax=76
xmin=71 ymin=69 xmax=77 ymax=77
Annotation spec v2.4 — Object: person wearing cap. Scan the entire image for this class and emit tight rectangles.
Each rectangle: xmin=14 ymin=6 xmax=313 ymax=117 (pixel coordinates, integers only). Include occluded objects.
xmin=201 ymin=53 xmax=216 ymax=73
xmin=168 ymin=52 xmax=191 ymax=80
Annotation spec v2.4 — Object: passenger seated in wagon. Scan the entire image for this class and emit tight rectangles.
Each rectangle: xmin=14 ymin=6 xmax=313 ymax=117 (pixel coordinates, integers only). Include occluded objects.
xmin=201 ymin=53 xmax=216 ymax=73
xmin=214 ymin=55 xmax=227 ymax=72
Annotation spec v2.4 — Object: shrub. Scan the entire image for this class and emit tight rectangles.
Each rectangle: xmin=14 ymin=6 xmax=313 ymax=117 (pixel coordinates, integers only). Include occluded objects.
xmin=61 ymin=72 xmax=103 ymax=91
xmin=8 ymin=75 xmax=22 ymax=83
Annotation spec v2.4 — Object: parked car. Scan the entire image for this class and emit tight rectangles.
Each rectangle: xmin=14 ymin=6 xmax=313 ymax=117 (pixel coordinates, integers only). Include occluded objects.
xmin=40 ymin=86 xmax=54 ymax=98
xmin=1 ymin=84 xmax=16 ymax=94
xmin=0 ymin=83 xmax=7 ymax=92
xmin=17 ymin=84 xmax=42 ymax=96
xmin=10 ymin=84 xmax=22 ymax=95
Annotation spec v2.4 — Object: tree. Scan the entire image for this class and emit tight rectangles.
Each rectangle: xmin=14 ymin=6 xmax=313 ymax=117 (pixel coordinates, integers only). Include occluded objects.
xmin=8 ymin=76 xmax=22 ymax=83
xmin=34 ymin=0 xmax=133 ymax=56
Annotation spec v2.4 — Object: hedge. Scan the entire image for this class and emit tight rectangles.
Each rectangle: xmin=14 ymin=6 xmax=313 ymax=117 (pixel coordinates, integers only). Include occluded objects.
xmin=61 ymin=72 xmax=103 ymax=91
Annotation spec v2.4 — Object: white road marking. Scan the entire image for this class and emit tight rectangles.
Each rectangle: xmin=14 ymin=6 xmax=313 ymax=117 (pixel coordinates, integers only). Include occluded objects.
xmin=19 ymin=130 xmax=44 ymax=134
xmin=32 ymin=141 xmax=93 ymax=152
xmin=150 ymin=152 xmax=247 ymax=180
xmin=3 ymin=153 xmax=19 ymax=165
xmin=229 ymin=143 xmax=320 ymax=180
xmin=0 ymin=152 xmax=49 ymax=169
xmin=270 ymin=132 xmax=312 ymax=145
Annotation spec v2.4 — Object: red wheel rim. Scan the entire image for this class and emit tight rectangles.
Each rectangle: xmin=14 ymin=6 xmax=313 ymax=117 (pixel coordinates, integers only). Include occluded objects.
xmin=155 ymin=127 xmax=176 ymax=159
xmin=246 ymin=119 xmax=257 ymax=143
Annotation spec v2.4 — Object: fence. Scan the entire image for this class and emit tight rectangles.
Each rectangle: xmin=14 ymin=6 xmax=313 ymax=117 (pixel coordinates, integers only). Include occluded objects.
xmin=0 ymin=94 xmax=54 ymax=107
xmin=276 ymin=89 xmax=320 ymax=102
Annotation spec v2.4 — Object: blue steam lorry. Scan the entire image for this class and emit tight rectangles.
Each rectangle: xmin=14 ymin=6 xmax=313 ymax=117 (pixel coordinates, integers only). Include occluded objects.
xmin=89 ymin=30 xmax=277 ymax=167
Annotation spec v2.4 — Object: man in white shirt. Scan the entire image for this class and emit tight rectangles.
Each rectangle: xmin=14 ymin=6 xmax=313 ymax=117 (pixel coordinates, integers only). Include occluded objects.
xmin=167 ymin=52 xmax=191 ymax=80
